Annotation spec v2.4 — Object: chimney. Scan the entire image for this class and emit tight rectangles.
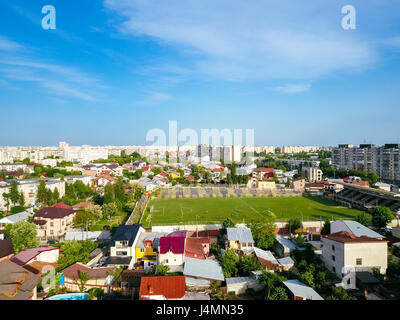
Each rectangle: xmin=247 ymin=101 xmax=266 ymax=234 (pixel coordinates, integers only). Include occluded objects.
xmin=148 ymin=284 xmax=153 ymax=294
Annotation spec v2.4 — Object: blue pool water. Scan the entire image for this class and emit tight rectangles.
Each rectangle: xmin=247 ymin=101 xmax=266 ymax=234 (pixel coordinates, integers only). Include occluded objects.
xmin=46 ymin=293 xmax=89 ymax=300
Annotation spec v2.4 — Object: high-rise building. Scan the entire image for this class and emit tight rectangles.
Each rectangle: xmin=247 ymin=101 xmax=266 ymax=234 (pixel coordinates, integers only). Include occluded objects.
xmin=332 ymin=144 xmax=400 ymax=185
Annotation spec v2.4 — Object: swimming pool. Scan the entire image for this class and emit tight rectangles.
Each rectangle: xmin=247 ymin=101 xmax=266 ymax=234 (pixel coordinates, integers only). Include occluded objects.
xmin=45 ymin=293 xmax=89 ymax=300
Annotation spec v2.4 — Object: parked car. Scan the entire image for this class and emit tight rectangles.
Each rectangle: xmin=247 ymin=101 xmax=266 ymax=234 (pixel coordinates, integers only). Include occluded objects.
xmin=47 ymin=240 xmax=59 ymax=245
xmin=103 ymin=225 xmax=111 ymax=231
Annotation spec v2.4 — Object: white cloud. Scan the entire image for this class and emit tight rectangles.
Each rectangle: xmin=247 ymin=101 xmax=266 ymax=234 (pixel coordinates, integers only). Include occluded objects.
xmin=270 ymin=83 xmax=311 ymax=94
xmin=0 ymin=36 xmax=23 ymax=51
xmin=104 ymin=0 xmax=378 ymax=82
xmin=0 ymin=36 xmax=101 ymax=102
xmin=137 ymin=91 xmax=172 ymax=105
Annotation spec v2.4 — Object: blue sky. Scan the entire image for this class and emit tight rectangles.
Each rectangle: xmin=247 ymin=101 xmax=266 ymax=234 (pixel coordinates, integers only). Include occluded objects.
xmin=0 ymin=0 xmax=400 ymax=146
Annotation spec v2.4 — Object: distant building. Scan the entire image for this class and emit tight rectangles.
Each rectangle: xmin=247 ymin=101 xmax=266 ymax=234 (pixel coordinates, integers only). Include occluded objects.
xmin=226 ymin=228 xmax=254 ymax=254
xmin=303 ymin=167 xmax=323 ymax=182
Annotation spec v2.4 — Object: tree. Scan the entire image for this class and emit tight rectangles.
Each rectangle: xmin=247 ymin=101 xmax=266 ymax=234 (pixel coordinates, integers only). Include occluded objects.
xmin=269 ymin=287 xmax=289 ymax=300
xmin=36 ymin=180 xmax=50 ymax=207
xmin=321 ymin=218 xmax=331 ymax=235
xmin=300 ymin=271 xmax=315 ymax=288
xmin=238 ymin=254 xmax=262 ymax=276
xmin=221 ymin=218 xmax=235 ymax=235
xmin=287 ymin=218 xmax=302 ymax=233
xmin=156 ymin=264 xmax=170 ymax=276
xmin=8 ymin=181 xmax=21 ymax=207
xmin=102 ymin=203 xmax=118 ymax=220
xmin=220 ymin=249 xmax=239 ymax=278
xmin=86 ymin=205 xmax=102 ymax=220
xmin=249 ymin=220 xmax=276 ymax=250
xmin=103 ymin=183 xmax=115 ymax=204
xmin=75 ymin=272 xmax=92 ymax=293
xmin=114 ymin=177 xmax=127 ymax=205
xmin=261 ymin=270 xmax=286 ymax=300
xmin=58 ymin=240 xmax=98 ymax=269
xmin=19 ymin=191 xmax=25 ymax=208
xmin=73 ymin=209 xmax=96 ymax=229
xmin=356 ymin=212 xmax=372 ymax=227
xmin=370 ymin=206 xmax=394 ymax=229
xmin=9 ymin=221 xmax=39 ymax=253
xmin=326 ymin=286 xmax=353 ymax=300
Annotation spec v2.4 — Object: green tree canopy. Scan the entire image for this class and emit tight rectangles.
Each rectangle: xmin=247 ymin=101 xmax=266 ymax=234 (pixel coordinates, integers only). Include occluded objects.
xmin=9 ymin=221 xmax=39 ymax=253
xmin=356 ymin=212 xmax=372 ymax=227
xmin=220 ymin=248 xmax=239 ymax=278
xmin=370 ymin=206 xmax=394 ymax=229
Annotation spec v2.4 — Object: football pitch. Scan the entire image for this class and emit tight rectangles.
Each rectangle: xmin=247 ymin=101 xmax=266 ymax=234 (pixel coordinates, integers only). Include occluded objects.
xmin=142 ymin=196 xmax=364 ymax=226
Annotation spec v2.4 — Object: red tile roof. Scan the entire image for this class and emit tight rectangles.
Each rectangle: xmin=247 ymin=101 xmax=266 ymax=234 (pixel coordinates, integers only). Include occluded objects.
xmin=51 ymin=202 xmax=74 ymax=210
xmin=185 ymin=237 xmax=210 ymax=260
xmin=159 ymin=237 xmax=185 ymax=254
xmin=72 ymin=202 xmax=95 ymax=210
xmin=139 ymin=276 xmax=186 ymax=299
xmin=323 ymin=231 xmax=387 ymax=244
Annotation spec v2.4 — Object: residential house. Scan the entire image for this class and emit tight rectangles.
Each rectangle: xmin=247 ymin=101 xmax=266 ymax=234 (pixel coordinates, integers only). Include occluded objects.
xmin=139 ymin=276 xmax=186 ymax=300
xmin=64 ymin=175 xmax=94 ymax=186
xmin=158 ymin=237 xmax=186 ymax=272
xmin=0 ymin=238 xmax=14 ymax=262
xmin=184 ymin=237 xmax=210 ymax=260
xmin=108 ymin=224 xmax=144 ymax=268
xmin=291 ymin=178 xmax=306 ymax=191
xmin=33 ymin=206 xmax=76 ymax=243
xmin=226 ymin=227 xmax=254 ymax=254
xmin=273 ymin=235 xmax=299 ymax=258
xmin=61 ymin=262 xmax=116 ymax=293
xmin=321 ymin=231 xmax=388 ymax=278
xmin=10 ymin=246 xmax=59 ymax=276
xmin=283 ymin=279 xmax=324 ymax=300
xmin=135 ymin=232 xmax=166 ymax=271
xmin=277 ymin=256 xmax=295 ymax=271
xmin=72 ymin=201 xmax=95 ymax=210
xmin=330 ymin=220 xmax=384 ymax=239
xmin=226 ymin=275 xmax=263 ymax=295
xmin=0 ymin=211 xmax=33 ymax=230
xmin=183 ymin=257 xmax=225 ymax=288
xmin=253 ymin=247 xmax=280 ymax=271
xmin=96 ymin=174 xmax=116 ymax=187
xmin=187 ymin=230 xmax=220 ymax=244
xmin=0 ymin=260 xmax=41 ymax=300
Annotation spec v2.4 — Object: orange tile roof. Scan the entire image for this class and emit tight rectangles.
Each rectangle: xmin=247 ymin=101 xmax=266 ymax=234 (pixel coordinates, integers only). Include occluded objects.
xmin=323 ymin=231 xmax=387 ymax=244
xmin=139 ymin=276 xmax=186 ymax=299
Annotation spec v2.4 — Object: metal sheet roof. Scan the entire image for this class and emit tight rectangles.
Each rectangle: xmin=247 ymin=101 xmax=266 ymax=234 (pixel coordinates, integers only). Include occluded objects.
xmin=277 ymin=256 xmax=294 ymax=265
xmin=253 ymin=247 xmax=278 ymax=264
xmin=227 ymin=227 xmax=254 ymax=243
xmin=332 ymin=220 xmax=383 ymax=238
xmin=184 ymin=257 xmax=225 ymax=281
xmin=283 ymin=279 xmax=324 ymax=300
xmin=0 ymin=211 xmax=33 ymax=224
xmin=276 ymin=235 xmax=297 ymax=250
xmin=225 ymin=277 xmax=253 ymax=285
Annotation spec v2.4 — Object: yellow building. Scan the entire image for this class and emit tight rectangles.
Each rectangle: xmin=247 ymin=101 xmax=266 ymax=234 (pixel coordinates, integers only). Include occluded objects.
xmin=135 ymin=232 xmax=167 ymax=271
xmin=256 ymin=180 xmax=276 ymax=189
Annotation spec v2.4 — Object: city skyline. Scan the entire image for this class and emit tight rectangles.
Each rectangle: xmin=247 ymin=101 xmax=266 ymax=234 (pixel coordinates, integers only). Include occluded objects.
xmin=1 ymin=1 xmax=400 ymax=146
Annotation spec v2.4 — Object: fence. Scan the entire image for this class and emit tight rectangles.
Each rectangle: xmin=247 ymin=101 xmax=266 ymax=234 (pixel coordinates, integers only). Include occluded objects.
xmin=156 ymin=186 xmax=302 ymax=199
xmin=125 ymin=195 xmax=150 ymax=225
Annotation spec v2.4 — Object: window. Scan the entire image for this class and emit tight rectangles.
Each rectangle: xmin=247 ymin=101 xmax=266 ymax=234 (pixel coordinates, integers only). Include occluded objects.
xmin=331 ymin=245 xmax=335 ymax=251
xmin=332 ymin=255 xmax=335 ymax=261
xmin=140 ymin=248 xmax=144 ymax=253
xmin=50 ymin=222 xmax=54 ymax=227
xmin=50 ymin=230 xmax=54 ymax=235
xmin=332 ymin=267 xmax=336 ymax=272
xmin=356 ymin=258 xmax=362 ymax=265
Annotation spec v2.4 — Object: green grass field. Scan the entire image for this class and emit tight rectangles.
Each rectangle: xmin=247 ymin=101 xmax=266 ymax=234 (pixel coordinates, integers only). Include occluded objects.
xmin=142 ymin=196 xmax=364 ymax=227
